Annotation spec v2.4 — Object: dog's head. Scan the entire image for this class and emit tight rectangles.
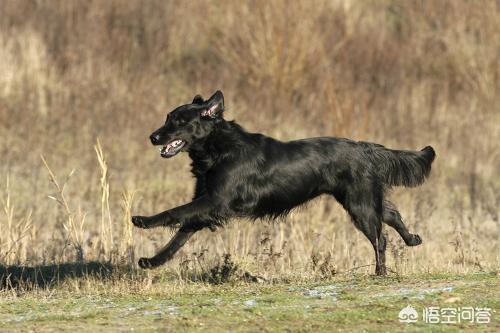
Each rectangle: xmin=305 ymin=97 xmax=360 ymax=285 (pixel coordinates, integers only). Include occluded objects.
xmin=149 ymin=91 xmax=225 ymax=158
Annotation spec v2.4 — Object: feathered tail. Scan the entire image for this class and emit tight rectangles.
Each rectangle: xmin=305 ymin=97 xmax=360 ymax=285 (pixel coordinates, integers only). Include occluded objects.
xmin=369 ymin=145 xmax=436 ymax=187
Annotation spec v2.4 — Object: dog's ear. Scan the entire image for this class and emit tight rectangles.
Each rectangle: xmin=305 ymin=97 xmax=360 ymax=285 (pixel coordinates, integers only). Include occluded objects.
xmin=192 ymin=95 xmax=204 ymax=105
xmin=201 ymin=90 xmax=224 ymax=119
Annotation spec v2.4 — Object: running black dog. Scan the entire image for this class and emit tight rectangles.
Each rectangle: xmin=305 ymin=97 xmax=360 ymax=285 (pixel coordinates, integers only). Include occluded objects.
xmin=132 ymin=91 xmax=435 ymax=275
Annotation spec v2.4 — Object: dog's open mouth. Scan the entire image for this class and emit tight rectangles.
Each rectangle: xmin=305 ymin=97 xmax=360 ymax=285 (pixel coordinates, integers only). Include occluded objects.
xmin=160 ymin=139 xmax=186 ymax=158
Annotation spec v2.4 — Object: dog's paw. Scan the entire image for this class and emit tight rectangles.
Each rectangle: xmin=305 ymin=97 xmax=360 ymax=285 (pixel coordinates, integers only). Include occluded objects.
xmin=132 ymin=216 xmax=149 ymax=229
xmin=138 ymin=257 xmax=154 ymax=269
xmin=406 ymin=234 xmax=422 ymax=246
xmin=375 ymin=265 xmax=387 ymax=276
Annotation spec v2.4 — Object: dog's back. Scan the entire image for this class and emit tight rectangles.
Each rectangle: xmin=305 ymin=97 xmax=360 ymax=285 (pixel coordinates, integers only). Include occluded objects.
xmin=191 ymin=125 xmax=435 ymax=220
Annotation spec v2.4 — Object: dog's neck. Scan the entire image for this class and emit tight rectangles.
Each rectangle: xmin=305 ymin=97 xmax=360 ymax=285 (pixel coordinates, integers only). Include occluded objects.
xmin=188 ymin=119 xmax=250 ymax=173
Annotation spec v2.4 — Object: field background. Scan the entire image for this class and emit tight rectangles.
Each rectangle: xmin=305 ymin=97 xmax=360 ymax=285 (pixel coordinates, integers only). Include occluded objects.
xmin=0 ymin=1 xmax=499 ymax=330
xmin=0 ymin=0 xmax=500 ymax=331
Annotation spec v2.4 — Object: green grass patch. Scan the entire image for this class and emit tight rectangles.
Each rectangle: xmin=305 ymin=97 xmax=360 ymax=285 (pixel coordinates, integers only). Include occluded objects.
xmin=0 ymin=273 xmax=498 ymax=332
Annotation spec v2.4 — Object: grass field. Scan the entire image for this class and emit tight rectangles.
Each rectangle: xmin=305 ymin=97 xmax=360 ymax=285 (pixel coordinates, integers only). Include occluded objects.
xmin=0 ymin=0 xmax=499 ymax=331
xmin=0 ymin=271 xmax=498 ymax=332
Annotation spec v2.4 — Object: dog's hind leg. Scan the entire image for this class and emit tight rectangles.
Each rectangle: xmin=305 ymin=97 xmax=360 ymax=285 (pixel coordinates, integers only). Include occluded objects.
xmin=137 ymin=220 xmax=206 ymax=269
xmin=338 ymin=179 xmax=387 ymax=275
xmin=349 ymin=207 xmax=387 ymax=276
xmin=382 ymin=205 xmax=422 ymax=246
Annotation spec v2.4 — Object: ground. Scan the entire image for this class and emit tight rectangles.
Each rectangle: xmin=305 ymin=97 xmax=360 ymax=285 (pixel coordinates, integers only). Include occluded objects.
xmin=0 ymin=273 xmax=498 ymax=332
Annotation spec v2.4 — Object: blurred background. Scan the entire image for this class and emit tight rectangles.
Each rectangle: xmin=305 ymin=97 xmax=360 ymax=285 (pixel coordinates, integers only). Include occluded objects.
xmin=0 ymin=0 xmax=498 ymax=278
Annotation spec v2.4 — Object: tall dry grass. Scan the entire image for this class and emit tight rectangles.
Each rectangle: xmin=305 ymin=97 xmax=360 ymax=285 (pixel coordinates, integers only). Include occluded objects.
xmin=0 ymin=0 xmax=498 ymax=282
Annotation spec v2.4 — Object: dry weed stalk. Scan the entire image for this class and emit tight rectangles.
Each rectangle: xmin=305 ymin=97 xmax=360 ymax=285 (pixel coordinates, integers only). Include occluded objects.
xmin=0 ymin=175 xmax=33 ymax=265
xmin=95 ymin=139 xmax=114 ymax=260
xmin=41 ymin=155 xmax=85 ymax=262
xmin=120 ymin=189 xmax=136 ymax=265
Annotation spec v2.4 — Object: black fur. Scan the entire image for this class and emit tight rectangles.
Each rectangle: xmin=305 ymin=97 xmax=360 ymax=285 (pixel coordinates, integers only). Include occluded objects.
xmin=133 ymin=91 xmax=436 ymax=275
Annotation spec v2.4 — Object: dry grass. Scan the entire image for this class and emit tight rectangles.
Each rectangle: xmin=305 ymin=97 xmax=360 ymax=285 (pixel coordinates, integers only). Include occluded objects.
xmin=0 ymin=0 xmax=499 ymax=287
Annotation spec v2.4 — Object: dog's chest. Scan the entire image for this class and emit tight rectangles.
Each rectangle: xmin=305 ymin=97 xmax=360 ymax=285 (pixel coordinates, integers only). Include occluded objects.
xmin=189 ymin=150 xmax=217 ymax=175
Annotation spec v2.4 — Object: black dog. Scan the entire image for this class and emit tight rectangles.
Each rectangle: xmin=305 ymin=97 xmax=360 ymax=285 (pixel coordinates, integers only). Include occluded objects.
xmin=132 ymin=91 xmax=435 ymax=275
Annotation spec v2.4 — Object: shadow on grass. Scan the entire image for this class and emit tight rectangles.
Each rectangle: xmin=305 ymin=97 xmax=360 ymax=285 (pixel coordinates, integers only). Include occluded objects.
xmin=0 ymin=262 xmax=115 ymax=290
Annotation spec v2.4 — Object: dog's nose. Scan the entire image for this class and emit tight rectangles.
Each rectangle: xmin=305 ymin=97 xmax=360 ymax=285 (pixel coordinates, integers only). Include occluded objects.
xmin=150 ymin=134 xmax=161 ymax=145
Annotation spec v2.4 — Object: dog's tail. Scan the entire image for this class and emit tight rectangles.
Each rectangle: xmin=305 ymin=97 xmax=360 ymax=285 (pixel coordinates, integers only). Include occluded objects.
xmin=370 ymin=145 xmax=436 ymax=187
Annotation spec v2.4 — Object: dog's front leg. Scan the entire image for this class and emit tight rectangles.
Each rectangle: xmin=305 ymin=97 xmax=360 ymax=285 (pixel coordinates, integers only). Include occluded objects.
xmin=132 ymin=196 xmax=214 ymax=229
xmin=138 ymin=225 xmax=196 ymax=269
xmin=138 ymin=218 xmax=211 ymax=268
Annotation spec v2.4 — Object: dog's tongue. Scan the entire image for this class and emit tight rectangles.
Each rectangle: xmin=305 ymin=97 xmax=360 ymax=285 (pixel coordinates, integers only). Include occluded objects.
xmin=160 ymin=145 xmax=171 ymax=155
xmin=160 ymin=140 xmax=185 ymax=157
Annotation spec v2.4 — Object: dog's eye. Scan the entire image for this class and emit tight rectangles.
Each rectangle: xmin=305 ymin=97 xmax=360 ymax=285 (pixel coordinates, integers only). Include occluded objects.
xmin=178 ymin=118 xmax=187 ymax=125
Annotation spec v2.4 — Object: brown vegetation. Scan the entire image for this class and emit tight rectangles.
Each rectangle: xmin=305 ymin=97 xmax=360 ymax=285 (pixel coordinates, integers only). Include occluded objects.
xmin=0 ymin=0 xmax=498 ymax=281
